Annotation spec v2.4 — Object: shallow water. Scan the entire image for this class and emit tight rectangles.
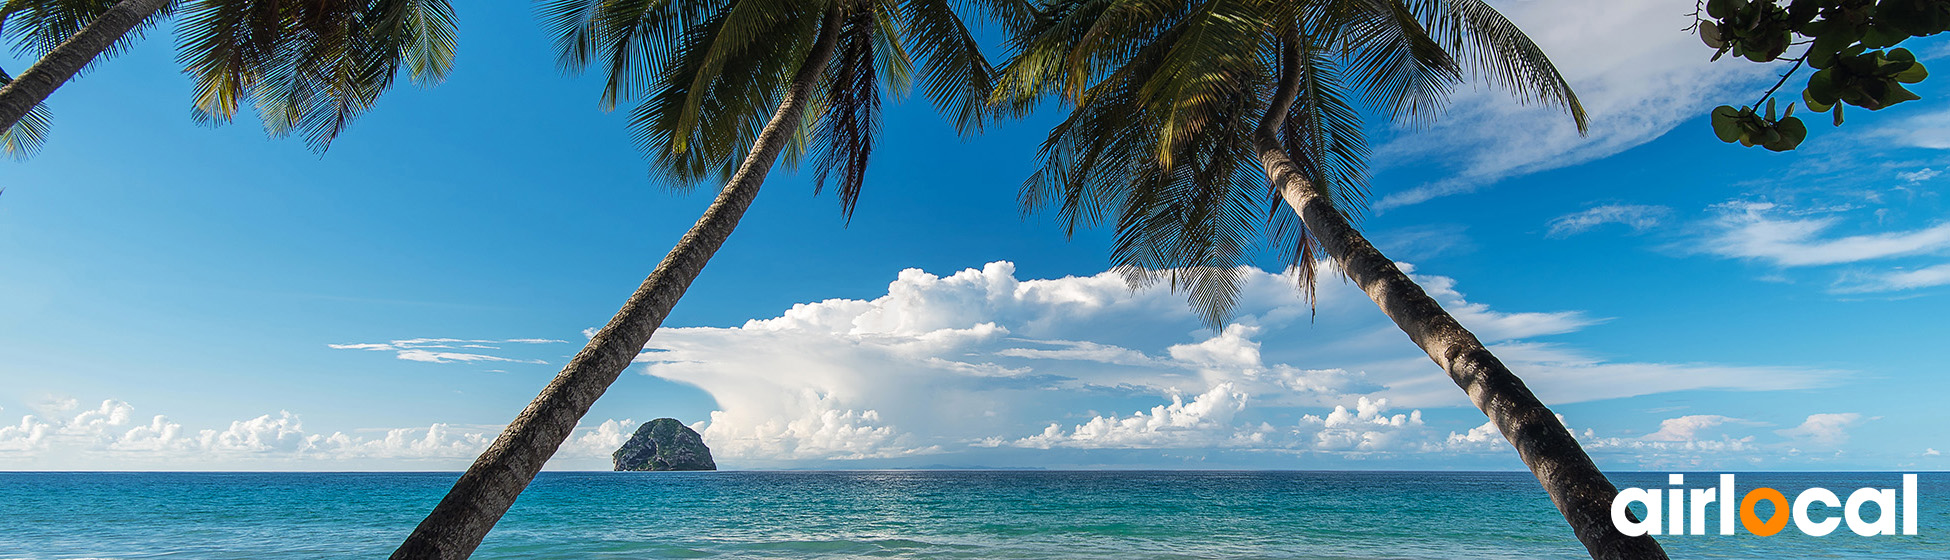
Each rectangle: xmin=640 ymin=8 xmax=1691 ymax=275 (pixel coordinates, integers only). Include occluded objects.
xmin=1 ymin=471 xmax=1942 ymax=559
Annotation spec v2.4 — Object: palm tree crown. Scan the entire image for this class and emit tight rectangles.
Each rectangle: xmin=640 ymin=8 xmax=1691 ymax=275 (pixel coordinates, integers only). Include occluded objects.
xmin=543 ymin=0 xmax=1023 ymax=219
xmin=997 ymin=0 xmax=1583 ymax=326
xmin=178 ymin=0 xmax=456 ymax=151
xmin=0 ymin=0 xmax=454 ymax=155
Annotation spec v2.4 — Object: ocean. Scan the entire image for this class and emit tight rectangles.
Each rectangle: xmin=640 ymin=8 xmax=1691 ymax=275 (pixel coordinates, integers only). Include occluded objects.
xmin=1 ymin=471 xmax=1942 ymax=559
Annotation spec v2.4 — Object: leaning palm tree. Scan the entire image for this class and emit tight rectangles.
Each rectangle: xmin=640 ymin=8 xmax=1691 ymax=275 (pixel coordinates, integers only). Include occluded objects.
xmin=996 ymin=2 xmax=1663 ymax=559
xmin=0 ymin=0 xmax=454 ymax=152
xmin=0 ymin=0 xmax=172 ymax=133
xmin=389 ymin=1 xmax=1016 ymax=558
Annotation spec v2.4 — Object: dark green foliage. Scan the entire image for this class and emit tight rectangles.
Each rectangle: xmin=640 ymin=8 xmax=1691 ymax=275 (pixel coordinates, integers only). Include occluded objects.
xmin=1711 ymin=100 xmax=1806 ymax=151
xmin=1700 ymin=0 xmax=1796 ymax=62
xmin=1699 ymin=0 xmax=1945 ymax=151
xmin=1804 ymin=46 xmax=1926 ymax=111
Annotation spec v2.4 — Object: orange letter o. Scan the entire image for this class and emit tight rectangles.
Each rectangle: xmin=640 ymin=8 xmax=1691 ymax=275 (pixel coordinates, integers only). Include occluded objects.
xmin=1741 ymin=488 xmax=1790 ymax=536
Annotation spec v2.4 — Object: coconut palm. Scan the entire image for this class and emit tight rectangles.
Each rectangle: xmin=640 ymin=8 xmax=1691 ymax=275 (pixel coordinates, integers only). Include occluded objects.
xmin=995 ymin=2 xmax=1663 ymax=559
xmin=0 ymin=0 xmax=169 ymax=133
xmin=0 ymin=0 xmax=454 ymax=152
xmin=388 ymin=1 xmax=1016 ymax=558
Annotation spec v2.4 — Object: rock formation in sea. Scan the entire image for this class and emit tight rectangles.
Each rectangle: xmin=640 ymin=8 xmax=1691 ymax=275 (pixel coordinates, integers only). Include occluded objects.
xmin=612 ymin=418 xmax=716 ymax=471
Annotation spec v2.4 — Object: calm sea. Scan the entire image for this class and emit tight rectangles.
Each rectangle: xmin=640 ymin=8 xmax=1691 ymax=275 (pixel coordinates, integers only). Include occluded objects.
xmin=1 ymin=471 xmax=1942 ymax=559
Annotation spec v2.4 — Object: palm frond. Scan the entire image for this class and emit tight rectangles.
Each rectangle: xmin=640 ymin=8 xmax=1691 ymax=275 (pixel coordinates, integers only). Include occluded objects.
xmin=1 ymin=0 xmax=171 ymax=68
xmin=0 ymin=66 xmax=49 ymax=158
xmin=811 ymin=4 xmax=884 ymax=222
xmin=898 ymin=0 xmax=994 ymax=132
xmin=1406 ymin=0 xmax=1585 ymax=132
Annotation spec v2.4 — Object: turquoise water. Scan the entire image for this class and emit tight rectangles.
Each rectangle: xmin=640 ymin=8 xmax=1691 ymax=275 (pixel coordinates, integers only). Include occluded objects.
xmin=1 ymin=471 xmax=1943 ymax=559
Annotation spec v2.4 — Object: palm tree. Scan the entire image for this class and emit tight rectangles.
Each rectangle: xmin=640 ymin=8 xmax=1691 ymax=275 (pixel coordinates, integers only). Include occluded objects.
xmin=995 ymin=2 xmax=1664 ymax=559
xmin=0 ymin=0 xmax=454 ymax=152
xmin=0 ymin=0 xmax=173 ymax=133
xmin=389 ymin=1 xmax=1015 ymax=558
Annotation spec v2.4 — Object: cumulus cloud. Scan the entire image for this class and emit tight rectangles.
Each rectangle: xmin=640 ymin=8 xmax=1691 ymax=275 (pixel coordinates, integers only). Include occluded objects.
xmin=1371 ymin=0 xmax=1770 ymax=210
xmin=1776 ymin=413 xmax=1865 ymax=445
xmin=1547 ymin=204 xmax=1671 ymax=238
xmin=631 ymin=261 xmax=1833 ymax=465
xmin=1702 ymin=202 xmax=1950 ymax=267
xmin=1013 ymin=384 xmax=1261 ymax=449
xmin=1306 ymin=397 xmax=1427 ymax=452
xmin=328 ymin=338 xmax=567 ymax=364
xmin=0 ymin=399 xmax=632 ymax=470
xmin=1642 ymin=414 xmax=1739 ymax=442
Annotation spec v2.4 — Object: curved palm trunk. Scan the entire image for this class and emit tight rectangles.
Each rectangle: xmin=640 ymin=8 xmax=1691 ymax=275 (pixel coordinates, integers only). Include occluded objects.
xmin=387 ymin=7 xmax=847 ymax=560
xmin=0 ymin=0 xmax=168 ymax=131
xmin=1251 ymin=42 xmax=1667 ymax=560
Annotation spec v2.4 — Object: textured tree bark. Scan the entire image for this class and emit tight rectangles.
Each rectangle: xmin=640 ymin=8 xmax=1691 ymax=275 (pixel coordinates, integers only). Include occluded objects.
xmin=386 ymin=6 xmax=848 ymax=560
xmin=1250 ymin=39 xmax=1667 ymax=560
xmin=0 ymin=0 xmax=169 ymax=131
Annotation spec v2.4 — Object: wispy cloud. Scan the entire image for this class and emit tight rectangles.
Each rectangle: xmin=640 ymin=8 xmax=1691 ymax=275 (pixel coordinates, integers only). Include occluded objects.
xmin=1898 ymin=168 xmax=1942 ymax=183
xmin=1371 ymin=0 xmax=1769 ymax=211
xmin=1547 ymin=204 xmax=1671 ymax=238
xmin=1836 ymin=263 xmax=1950 ymax=292
xmin=1874 ymin=108 xmax=1950 ymax=150
xmin=327 ymin=338 xmax=567 ymax=365
xmin=1702 ymin=202 xmax=1950 ymax=267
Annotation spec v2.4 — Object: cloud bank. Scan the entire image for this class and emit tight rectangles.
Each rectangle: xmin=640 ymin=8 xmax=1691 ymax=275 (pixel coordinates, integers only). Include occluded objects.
xmin=0 ymin=399 xmax=631 ymax=470
xmin=632 ymin=262 xmax=1834 ymax=468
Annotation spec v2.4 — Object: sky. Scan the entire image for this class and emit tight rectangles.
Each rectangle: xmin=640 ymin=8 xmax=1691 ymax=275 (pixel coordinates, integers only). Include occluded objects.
xmin=2 ymin=0 xmax=1948 ymax=472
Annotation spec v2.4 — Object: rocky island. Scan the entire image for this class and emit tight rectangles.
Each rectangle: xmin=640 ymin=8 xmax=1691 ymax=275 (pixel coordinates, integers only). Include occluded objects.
xmin=612 ymin=418 xmax=716 ymax=471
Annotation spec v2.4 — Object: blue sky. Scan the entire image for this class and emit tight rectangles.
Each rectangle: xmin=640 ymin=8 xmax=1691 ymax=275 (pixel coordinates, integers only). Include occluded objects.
xmin=3 ymin=1 xmax=1948 ymax=471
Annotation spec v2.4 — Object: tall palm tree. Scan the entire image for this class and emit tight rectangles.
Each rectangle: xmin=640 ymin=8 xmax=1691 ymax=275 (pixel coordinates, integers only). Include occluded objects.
xmin=996 ymin=2 xmax=1663 ymax=559
xmin=389 ymin=1 xmax=1016 ymax=558
xmin=0 ymin=0 xmax=454 ymax=152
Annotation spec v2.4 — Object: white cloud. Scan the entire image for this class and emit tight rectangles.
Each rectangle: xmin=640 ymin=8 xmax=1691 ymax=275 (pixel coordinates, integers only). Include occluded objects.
xmin=1642 ymin=414 xmax=1738 ymax=442
xmin=1546 ymin=204 xmax=1671 ymax=238
xmin=328 ymin=337 xmax=566 ymax=365
xmin=631 ymin=261 xmax=1832 ymax=465
xmin=0 ymin=398 xmax=633 ymax=470
xmin=1776 ymin=413 xmax=1865 ymax=445
xmin=1926 ymin=448 xmax=1941 ymax=457
xmin=1876 ymin=108 xmax=1950 ymax=149
xmin=1836 ymin=263 xmax=1950 ymax=292
xmin=1306 ymin=397 xmax=1427 ymax=452
xmin=1898 ymin=168 xmax=1941 ymax=183
xmin=1014 ymin=383 xmax=1262 ymax=449
xmin=1372 ymin=0 xmax=1770 ymax=210
xmin=1703 ymin=202 xmax=1950 ymax=266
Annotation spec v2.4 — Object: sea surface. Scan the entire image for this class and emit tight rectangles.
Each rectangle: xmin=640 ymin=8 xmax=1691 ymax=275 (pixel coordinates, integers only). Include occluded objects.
xmin=1 ymin=471 xmax=1943 ymax=559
